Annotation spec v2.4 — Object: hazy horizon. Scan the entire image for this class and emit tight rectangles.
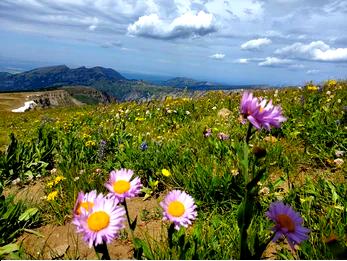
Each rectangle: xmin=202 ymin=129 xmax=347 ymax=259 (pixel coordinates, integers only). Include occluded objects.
xmin=1 ymin=0 xmax=347 ymax=86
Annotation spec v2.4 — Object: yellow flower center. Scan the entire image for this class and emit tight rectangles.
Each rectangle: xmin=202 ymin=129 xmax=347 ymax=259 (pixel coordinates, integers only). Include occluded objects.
xmin=167 ymin=201 xmax=185 ymax=217
xmin=87 ymin=211 xmax=110 ymax=232
xmin=76 ymin=201 xmax=94 ymax=215
xmin=259 ymin=106 xmax=264 ymax=113
xmin=113 ymin=180 xmax=130 ymax=194
xmin=277 ymin=214 xmax=295 ymax=232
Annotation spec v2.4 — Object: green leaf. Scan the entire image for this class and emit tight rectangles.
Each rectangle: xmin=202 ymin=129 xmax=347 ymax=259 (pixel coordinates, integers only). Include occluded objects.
xmin=23 ymin=228 xmax=44 ymax=238
xmin=18 ymin=207 xmax=38 ymax=222
xmin=0 ymin=243 xmax=19 ymax=256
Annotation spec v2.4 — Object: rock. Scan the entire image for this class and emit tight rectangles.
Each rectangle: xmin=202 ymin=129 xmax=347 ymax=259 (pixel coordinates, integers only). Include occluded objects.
xmin=49 ymin=244 xmax=70 ymax=259
xmin=217 ymin=108 xmax=231 ymax=119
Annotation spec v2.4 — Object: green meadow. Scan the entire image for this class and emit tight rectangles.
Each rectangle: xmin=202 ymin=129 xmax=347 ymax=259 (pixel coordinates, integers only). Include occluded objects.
xmin=0 ymin=80 xmax=346 ymax=259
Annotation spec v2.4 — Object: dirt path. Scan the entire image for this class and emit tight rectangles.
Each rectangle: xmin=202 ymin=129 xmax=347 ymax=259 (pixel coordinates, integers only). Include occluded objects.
xmin=18 ymin=196 xmax=165 ymax=259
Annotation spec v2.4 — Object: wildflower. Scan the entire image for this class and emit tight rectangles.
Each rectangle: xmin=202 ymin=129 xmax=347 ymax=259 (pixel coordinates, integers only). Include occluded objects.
xmin=162 ymin=169 xmax=171 ymax=177
xmin=51 ymin=168 xmax=57 ymax=175
xmin=160 ymin=190 xmax=197 ymax=230
xmin=105 ymin=169 xmax=142 ymax=202
xmin=231 ymin=168 xmax=239 ymax=176
xmin=334 ymin=158 xmax=344 ymax=166
xmin=326 ymin=91 xmax=331 ymax=95
xmin=335 ymin=150 xmax=345 ymax=157
xmin=203 ymin=128 xmax=212 ymax=137
xmin=307 ymin=85 xmax=319 ymax=91
xmin=240 ymin=92 xmax=287 ymax=130
xmin=185 ymin=110 xmax=191 ymax=115
xmin=212 ymin=106 xmax=217 ymax=110
xmin=72 ymin=195 xmax=126 ymax=248
xmin=47 ymin=181 xmax=54 ymax=188
xmin=47 ymin=191 xmax=59 ymax=201
xmin=140 ymin=141 xmax=148 ymax=151
xmin=73 ymin=190 xmax=103 ymax=216
xmin=327 ymin=79 xmax=337 ymax=88
xmin=217 ymin=132 xmax=230 ymax=140
xmin=85 ymin=140 xmax=96 ymax=147
xmin=95 ymin=168 xmax=102 ymax=174
xmin=259 ymin=187 xmax=270 ymax=195
xmin=54 ymin=175 xmax=66 ymax=185
xmin=266 ymin=201 xmax=310 ymax=249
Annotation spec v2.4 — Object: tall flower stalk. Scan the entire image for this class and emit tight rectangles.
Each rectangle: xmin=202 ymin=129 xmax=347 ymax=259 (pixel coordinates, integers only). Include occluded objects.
xmin=237 ymin=91 xmax=291 ymax=259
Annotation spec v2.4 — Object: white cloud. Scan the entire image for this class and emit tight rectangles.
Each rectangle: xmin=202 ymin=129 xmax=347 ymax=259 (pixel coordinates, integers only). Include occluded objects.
xmin=205 ymin=0 xmax=264 ymax=22
xmin=127 ymin=11 xmax=217 ymax=39
xmin=306 ymin=69 xmax=319 ymax=74
xmin=236 ymin=58 xmax=249 ymax=64
xmin=275 ymin=41 xmax=347 ymax=62
xmin=258 ymin=57 xmax=291 ymax=67
xmin=241 ymin=38 xmax=272 ymax=50
xmin=313 ymin=48 xmax=347 ymax=62
xmin=210 ymin=53 xmax=225 ymax=60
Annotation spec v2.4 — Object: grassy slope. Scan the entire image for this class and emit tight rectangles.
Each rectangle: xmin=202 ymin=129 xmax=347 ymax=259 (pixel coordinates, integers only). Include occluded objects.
xmin=0 ymin=80 xmax=346 ymax=259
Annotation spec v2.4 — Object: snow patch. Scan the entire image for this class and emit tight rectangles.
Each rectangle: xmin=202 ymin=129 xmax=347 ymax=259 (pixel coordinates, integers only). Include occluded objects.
xmin=11 ymin=100 xmax=37 ymax=113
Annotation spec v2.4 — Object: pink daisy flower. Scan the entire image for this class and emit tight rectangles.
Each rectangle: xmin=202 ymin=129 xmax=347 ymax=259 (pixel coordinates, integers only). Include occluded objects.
xmin=72 ymin=195 xmax=126 ymax=248
xmin=105 ymin=169 xmax=142 ymax=202
xmin=73 ymin=190 xmax=103 ymax=216
xmin=160 ymin=190 xmax=197 ymax=230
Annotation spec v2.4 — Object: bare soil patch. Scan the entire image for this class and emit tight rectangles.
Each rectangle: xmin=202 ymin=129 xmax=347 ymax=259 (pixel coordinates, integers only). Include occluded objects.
xmin=17 ymin=196 xmax=164 ymax=259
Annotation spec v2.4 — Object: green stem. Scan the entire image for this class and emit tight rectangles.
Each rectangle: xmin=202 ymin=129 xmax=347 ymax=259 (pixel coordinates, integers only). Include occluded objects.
xmin=94 ymin=241 xmax=111 ymax=260
xmin=123 ymin=199 xmax=132 ymax=229
xmin=239 ymin=193 xmax=252 ymax=260
xmin=123 ymin=199 xmax=135 ymax=239
xmin=245 ymin=123 xmax=253 ymax=144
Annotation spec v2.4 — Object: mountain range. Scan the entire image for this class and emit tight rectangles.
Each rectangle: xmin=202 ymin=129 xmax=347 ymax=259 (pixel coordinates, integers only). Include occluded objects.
xmin=0 ymin=65 xmax=262 ymax=101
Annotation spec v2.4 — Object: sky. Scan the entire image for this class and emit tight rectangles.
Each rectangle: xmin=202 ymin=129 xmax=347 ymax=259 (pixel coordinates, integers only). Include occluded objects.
xmin=0 ymin=0 xmax=347 ymax=85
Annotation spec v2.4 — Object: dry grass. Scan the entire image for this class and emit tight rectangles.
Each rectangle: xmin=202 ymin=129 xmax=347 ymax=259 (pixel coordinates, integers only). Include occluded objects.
xmin=0 ymin=92 xmax=45 ymax=112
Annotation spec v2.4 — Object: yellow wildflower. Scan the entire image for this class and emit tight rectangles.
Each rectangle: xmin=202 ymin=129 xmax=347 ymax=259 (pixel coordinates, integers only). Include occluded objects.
xmin=47 ymin=181 xmax=54 ymax=188
xmin=162 ymin=169 xmax=171 ymax=177
xmin=54 ymin=176 xmax=66 ymax=185
xmin=82 ymin=133 xmax=91 ymax=139
xmin=307 ymin=85 xmax=319 ymax=91
xmin=327 ymin=79 xmax=337 ymax=88
xmin=85 ymin=140 xmax=96 ymax=147
xmin=47 ymin=191 xmax=58 ymax=201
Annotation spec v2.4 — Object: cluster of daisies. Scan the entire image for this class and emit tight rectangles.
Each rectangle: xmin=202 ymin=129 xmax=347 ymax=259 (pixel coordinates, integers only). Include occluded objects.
xmin=72 ymin=168 xmax=197 ymax=248
xmin=72 ymin=92 xmax=309 ymax=251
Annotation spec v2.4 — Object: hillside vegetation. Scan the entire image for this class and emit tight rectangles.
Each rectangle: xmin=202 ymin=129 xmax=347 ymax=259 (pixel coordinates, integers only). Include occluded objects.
xmin=0 ymin=80 xmax=346 ymax=259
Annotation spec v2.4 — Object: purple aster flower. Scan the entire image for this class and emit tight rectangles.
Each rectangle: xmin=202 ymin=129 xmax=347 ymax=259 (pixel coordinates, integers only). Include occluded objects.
xmin=160 ymin=190 xmax=197 ymax=230
xmin=72 ymin=194 xmax=126 ymax=248
xmin=266 ymin=201 xmax=310 ymax=249
xmin=240 ymin=92 xmax=259 ymax=125
xmin=73 ymin=190 xmax=104 ymax=217
xmin=240 ymin=92 xmax=287 ymax=130
xmin=203 ymin=128 xmax=212 ymax=137
xmin=105 ymin=169 xmax=142 ymax=202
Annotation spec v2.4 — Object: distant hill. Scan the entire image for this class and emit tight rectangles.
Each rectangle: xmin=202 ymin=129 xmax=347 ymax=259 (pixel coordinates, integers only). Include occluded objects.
xmin=0 ymin=65 xmax=126 ymax=92
xmin=0 ymin=65 xmax=266 ymax=102
xmin=0 ymin=72 xmax=12 ymax=81
xmin=162 ymin=77 xmax=261 ymax=90
xmin=0 ymin=65 xmax=180 ymax=101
